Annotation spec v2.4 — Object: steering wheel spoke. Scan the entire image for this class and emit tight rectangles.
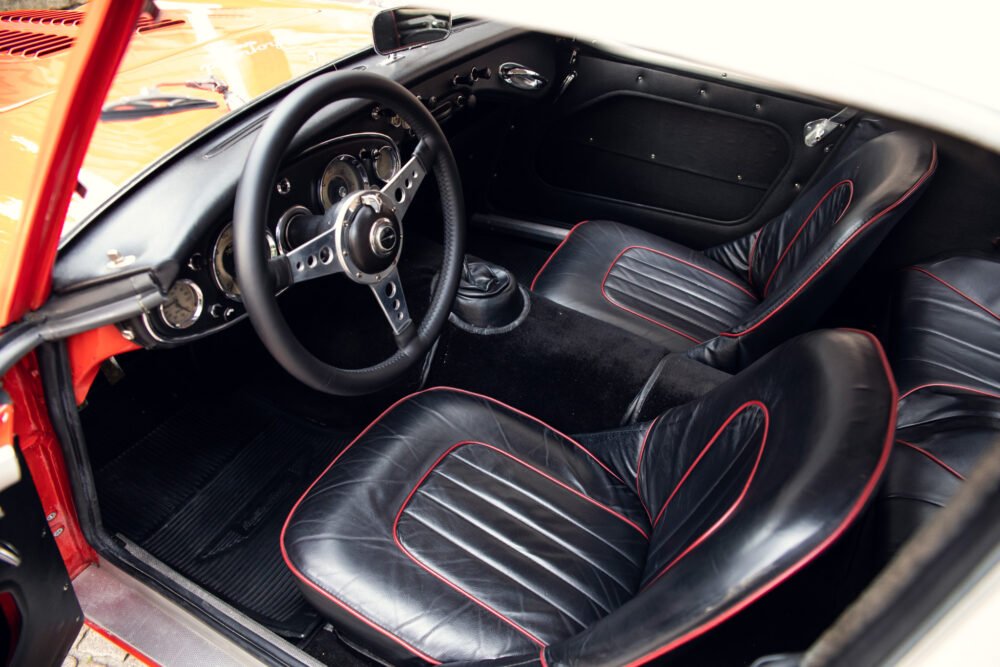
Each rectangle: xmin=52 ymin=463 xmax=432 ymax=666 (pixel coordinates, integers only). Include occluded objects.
xmin=380 ymin=141 xmax=429 ymax=222
xmin=281 ymin=227 xmax=344 ymax=285
xmin=370 ymin=267 xmax=414 ymax=342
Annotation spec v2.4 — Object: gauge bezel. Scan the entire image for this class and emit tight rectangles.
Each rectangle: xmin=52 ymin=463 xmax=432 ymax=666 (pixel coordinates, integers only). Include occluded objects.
xmin=211 ymin=223 xmax=241 ymax=301
xmin=212 ymin=222 xmax=277 ymax=301
xmin=372 ymin=144 xmax=401 ymax=183
xmin=276 ymin=205 xmax=313 ymax=254
xmin=317 ymin=154 xmax=369 ymax=210
xmin=159 ymin=278 xmax=204 ymax=330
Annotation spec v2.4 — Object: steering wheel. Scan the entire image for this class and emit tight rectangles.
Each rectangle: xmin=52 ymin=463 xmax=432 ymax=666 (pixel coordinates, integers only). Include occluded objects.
xmin=233 ymin=71 xmax=465 ymax=396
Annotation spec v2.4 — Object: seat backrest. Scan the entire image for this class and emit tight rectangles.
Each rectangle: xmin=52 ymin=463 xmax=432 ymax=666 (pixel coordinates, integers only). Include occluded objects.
xmin=698 ymin=131 xmax=937 ymax=372
xmin=543 ymin=329 xmax=897 ymax=665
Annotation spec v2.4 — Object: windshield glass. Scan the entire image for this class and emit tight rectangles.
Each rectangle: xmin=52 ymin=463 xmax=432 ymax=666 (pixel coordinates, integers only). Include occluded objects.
xmin=0 ymin=0 xmax=376 ymax=242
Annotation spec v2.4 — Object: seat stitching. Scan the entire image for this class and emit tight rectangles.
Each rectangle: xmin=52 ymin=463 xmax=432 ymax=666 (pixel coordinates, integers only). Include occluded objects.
xmin=760 ymin=180 xmax=854 ymax=297
xmin=907 ymin=266 xmax=1000 ymax=322
xmin=404 ymin=502 xmax=593 ymax=632
xmin=432 ymin=464 xmax=636 ymax=597
xmin=613 ymin=256 xmax=757 ymax=310
xmin=607 ymin=268 xmax=748 ymax=328
xmin=896 ymin=439 xmax=965 ymax=480
xmin=447 ymin=454 xmax=645 ymax=567
xmin=651 ymin=402 xmax=768 ymax=527
xmin=642 ymin=402 xmax=769 ymax=591
xmin=615 ymin=246 xmax=756 ymax=298
xmin=413 ymin=479 xmax=622 ymax=613
xmin=721 ymin=144 xmax=937 ymax=339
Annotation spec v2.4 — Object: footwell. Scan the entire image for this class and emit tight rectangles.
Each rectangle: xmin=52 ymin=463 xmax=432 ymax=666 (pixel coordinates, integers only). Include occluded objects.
xmin=94 ymin=391 xmax=348 ymax=639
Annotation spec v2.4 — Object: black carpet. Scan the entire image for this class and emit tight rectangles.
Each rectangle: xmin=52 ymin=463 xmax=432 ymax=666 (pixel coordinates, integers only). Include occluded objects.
xmin=95 ymin=391 xmax=348 ymax=639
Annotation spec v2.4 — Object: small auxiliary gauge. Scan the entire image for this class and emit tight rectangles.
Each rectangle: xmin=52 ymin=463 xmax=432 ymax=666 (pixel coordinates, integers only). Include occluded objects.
xmin=160 ymin=279 xmax=204 ymax=330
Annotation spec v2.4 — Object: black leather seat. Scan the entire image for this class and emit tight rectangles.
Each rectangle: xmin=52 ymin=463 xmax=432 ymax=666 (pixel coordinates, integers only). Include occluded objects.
xmin=282 ymin=330 xmax=896 ymax=665
xmin=531 ymin=131 xmax=937 ymax=372
xmin=879 ymin=255 xmax=1000 ymax=559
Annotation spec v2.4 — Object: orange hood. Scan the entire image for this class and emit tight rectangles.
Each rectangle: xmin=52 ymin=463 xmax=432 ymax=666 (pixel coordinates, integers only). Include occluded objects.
xmin=0 ymin=0 xmax=375 ymax=240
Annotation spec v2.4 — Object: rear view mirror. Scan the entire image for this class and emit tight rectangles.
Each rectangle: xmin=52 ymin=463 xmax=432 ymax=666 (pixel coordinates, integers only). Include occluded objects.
xmin=372 ymin=7 xmax=452 ymax=55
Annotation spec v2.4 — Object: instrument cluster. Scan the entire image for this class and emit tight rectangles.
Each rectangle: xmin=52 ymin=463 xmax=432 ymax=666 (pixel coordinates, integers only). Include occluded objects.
xmin=143 ymin=132 xmax=402 ymax=343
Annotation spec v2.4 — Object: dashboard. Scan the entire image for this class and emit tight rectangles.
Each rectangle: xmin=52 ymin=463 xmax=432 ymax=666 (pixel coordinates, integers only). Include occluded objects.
xmin=142 ymin=133 xmax=404 ymax=342
xmin=48 ymin=22 xmax=557 ymax=348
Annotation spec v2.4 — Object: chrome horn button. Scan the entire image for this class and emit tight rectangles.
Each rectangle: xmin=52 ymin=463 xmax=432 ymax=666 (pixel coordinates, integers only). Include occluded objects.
xmin=334 ymin=189 xmax=403 ymax=284
xmin=370 ymin=218 xmax=398 ymax=257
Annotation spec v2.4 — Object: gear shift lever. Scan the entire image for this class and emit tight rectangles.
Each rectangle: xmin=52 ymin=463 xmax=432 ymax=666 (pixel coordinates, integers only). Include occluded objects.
xmin=452 ymin=257 xmax=526 ymax=329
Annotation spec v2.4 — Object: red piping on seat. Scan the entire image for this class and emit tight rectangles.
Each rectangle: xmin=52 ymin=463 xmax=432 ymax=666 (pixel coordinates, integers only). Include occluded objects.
xmin=760 ymin=180 xmax=854 ymax=297
xmin=391 ymin=441 xmax=649 ymax=649
xmin=897 ymin=439 xmax=965 ymax=480
xmin=530 ymin=220 xmax=590 ymax=291
xmin=642 ymin=401 xmax=769 ymax=592
xmin=907 ymin=266 xmax=1000 ymax=322
xmin=650 ymin=402 xmax=769 ymax=530
xmin=634 ymin=417 xmax=660 ymax=521
xmin=598 ymin=244 xmax=757 ymax=344
xmin=623 ymin=329 xmax=898 ymax=666
xmin=280 ymin=386 xmax=631 ymax=664
xmin=899 ymin=382 xmax=1000 ymax=402
xmin=720 ymin=146 xmax=937 ymax=339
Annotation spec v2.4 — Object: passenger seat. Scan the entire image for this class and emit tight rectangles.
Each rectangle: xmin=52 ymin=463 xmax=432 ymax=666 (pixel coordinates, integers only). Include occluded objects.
xmin=879 ymin=254 xmax=1000 ymax=559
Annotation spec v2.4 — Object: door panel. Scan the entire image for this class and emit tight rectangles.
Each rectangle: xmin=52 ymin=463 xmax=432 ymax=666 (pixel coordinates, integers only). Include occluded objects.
xmin=489 ymin=48 xmax=851 ymax=248
xmin=0 ymin=409 xmax=82 ymax=666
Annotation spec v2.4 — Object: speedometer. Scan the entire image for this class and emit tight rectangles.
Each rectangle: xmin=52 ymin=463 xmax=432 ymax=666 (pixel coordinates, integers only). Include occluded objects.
xmin=318 ymin=154 xmax=368 ymax=210
xmin=159 ymin=279 xmax=204 ymax=329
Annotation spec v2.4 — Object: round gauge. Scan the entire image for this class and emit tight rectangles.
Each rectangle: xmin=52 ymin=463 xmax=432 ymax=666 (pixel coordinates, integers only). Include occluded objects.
xmin=318 ymin=154 xmax=368 ymax=210
xmin=212 ymin=223 xmax=278 ymax=301
xmin=159 ymin=279 xmax=204 ymax=330
xmin=372 ymin=146 xmax=400 ymax=182
xmin=276 ymin=205 xmax=313 ymax=254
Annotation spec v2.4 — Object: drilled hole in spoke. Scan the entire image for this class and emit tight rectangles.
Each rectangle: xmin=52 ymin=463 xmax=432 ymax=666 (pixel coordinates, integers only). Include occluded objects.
xmin=295 ymin=261 xmax=303 ymax=271
xmin=404 ymin=179 xmax=412 ymax=189
xmin=394 ymin=187 xmax=405 ymax=203
xmin=412 ymin=170 xmax=418 ymax=179
xmin=384 ymin=282 xmax=396 ymax=297
xmin=392 ymin=299 xmax=401 ymax=311
xmin=319 ymin=247 xmax=332 ymax=264
xmin=307 ymin=255 xmax=317 ymax=268
xmin=396 ymin=312 xmax=405 ymax=320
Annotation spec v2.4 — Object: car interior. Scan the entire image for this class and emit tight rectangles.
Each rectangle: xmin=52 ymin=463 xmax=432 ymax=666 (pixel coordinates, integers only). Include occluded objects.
xmin=42 ymin=14 xmax=1000 ymax=666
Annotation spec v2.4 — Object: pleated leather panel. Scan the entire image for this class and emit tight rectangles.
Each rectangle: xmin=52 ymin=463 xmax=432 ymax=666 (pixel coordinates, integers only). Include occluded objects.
xmin=603 ymin=246 xmax=758 ymax=343
xmin=397 ymin=443 xmax=647 ymax=644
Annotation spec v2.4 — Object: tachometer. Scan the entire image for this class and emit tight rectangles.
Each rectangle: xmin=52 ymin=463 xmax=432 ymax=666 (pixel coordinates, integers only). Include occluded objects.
xmin=212 ymin=223 xmax=277 ymax=301
xmin=160 ymin=279 xmax=204 ymax=329
xmin=318 ymin=154 xmax=368 ymax=209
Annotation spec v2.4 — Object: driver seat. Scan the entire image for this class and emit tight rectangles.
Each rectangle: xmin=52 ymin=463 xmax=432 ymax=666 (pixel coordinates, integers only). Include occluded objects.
xmin=281 ymin=330 xmax=896 ymax=665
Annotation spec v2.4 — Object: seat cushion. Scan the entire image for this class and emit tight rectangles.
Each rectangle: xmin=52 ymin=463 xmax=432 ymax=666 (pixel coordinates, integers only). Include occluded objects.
xmin=531 ymin=220 xmax=759 ymax=351
xmin=281 ymin=388 xmax=649 ymax=665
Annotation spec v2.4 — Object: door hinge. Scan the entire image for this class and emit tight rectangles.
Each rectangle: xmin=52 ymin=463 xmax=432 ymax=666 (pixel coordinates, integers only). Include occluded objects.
xmin=803 ymin=107 xmax=857 ymax=147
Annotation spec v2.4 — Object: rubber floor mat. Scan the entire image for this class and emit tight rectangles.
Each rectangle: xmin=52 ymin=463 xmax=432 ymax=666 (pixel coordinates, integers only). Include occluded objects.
xmin=95 ymin=392 xmax=348 ymax=639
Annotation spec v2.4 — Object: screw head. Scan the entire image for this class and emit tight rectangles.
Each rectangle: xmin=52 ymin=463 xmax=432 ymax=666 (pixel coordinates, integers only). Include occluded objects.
xmin=46 ymin=512 xmax=57 ymax=522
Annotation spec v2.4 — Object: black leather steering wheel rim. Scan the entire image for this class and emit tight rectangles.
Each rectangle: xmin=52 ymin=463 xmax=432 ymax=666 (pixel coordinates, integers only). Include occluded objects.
xmin=233 ymin=71 xmax=465 ymax=396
